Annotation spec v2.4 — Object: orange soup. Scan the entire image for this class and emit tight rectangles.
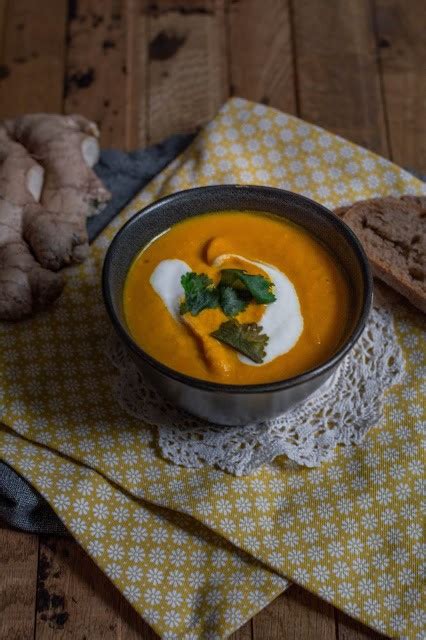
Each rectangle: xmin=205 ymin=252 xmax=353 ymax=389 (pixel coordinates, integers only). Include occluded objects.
xmin=123 ymin=211 xmax=350 ymax=384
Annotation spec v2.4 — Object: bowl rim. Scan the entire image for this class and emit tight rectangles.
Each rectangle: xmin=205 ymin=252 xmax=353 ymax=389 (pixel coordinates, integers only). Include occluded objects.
xmin=102 ymin=185 xmax=373 ymax=395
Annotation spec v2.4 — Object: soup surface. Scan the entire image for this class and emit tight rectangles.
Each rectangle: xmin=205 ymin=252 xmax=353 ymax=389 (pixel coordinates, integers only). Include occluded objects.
xmin=123 ymin=211 xmax=351 ymax=384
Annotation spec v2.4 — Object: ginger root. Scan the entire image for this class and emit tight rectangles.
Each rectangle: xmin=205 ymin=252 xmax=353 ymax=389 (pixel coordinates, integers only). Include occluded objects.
xmin=5 ymin=114 xmax=110 ymax=270
xmin=0 ymin=113 xmax=111 ymax=320
xmin=0 ymin=126 xmax=63 ymax=320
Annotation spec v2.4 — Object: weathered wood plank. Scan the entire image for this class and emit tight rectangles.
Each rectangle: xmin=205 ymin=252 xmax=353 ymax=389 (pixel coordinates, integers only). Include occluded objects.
xmin=230 ymin=619 xmax=253 ymax=639
xmin=336 ymin=609 xmax=389 ymax=640
xmin=228 ymin=0 xmax=296 ymax=115
xmin=252 ymin=586 xmax=335 ymax=640
xmin=65 ymin=0 xmax=145 ymax=149
xmin=146 ymin=0 xmax=228 ymax=143
xmin=373 ymin=0 xmax=426 ymax=171
xmin=0 ymin=0 xmax=6 ymax=50
xmin=0 ymin=520 xmax=38 ymax=640
xmin=126 ymin=0 xmax=148 ymax=147
xmin=0 ymin=0 xmax=67 ymax=117
xmin=293 ymin=0 xmax=389 ymax=155
xmin=35 ymin=537 xmax=157 ymax=639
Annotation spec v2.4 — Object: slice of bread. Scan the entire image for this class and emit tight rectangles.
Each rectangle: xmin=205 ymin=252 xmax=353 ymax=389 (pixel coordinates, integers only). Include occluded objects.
xmin=335 ymin=195 xmax=426 ymax=313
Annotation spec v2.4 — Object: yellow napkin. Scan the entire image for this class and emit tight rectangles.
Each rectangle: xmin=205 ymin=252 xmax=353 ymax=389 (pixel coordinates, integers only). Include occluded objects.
xmin=1 ymin=98 xmax=425 ymax=639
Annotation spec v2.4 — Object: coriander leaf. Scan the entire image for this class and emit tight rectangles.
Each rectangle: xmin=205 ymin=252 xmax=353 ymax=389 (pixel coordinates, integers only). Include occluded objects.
xmin=219 ymin=286 xmax=249 ymax=317
xmin=219 ymin=269 xmax=276 ymax=304
xmin=211 ymin=319 xmax=269 ymax=363
xmin=180 ymin=272 xmax=219 ymax=316
xmin=219 ymin=269 xmax=248 ymax=291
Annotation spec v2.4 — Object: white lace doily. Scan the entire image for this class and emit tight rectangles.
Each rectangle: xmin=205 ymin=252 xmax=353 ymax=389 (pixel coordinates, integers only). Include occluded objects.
xmin=108 ymin=305 xmax=405 ymax=476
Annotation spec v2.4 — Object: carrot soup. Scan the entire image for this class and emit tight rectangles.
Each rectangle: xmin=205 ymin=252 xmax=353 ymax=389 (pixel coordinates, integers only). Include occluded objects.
xmin=123 ymin=211 xmax=351 ymax=384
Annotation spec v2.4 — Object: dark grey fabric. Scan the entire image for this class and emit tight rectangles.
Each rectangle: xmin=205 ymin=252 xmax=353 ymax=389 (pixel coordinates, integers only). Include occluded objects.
xmin=0 ymin=460 xmax=67 ymax=534
xmin=88 ymin=134 xmax=194 ymax=239
xmin=0 ymin=134 xmax=193 ymax=534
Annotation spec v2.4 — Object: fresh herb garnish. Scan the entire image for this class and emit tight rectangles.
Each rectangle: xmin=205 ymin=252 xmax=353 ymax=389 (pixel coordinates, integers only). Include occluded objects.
xmin=211 ymin=319 xmax=269 ymax=363
xmin=219 ymin=286 xmax=250 ymax=317
xmin=219 ymin=269 xmax=276 ymax=304
xmin=180 ymin=272 xmax=219 ymax=316
xmin=180 ymin=268 xmax=275 ymax=319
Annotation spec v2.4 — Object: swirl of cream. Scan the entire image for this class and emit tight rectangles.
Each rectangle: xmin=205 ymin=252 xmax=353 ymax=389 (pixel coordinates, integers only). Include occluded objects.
xmin=150 ymin=255 xmax=304 ymax=366
xmin=213 ymin=254 xmax=304 ymax=365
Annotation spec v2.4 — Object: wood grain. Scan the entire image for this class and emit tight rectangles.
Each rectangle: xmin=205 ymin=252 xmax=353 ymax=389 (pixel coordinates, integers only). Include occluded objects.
xmin=336 ymin=609 xmax=388 ymax=640
xmin=228 ymin=0 xmax=296 ymax=115
xmin=252 ymin=585 xmax=335 ymax=640
xmin=0 ymin=0 xmax=6 ymax=50
xmin=0 ymin=0 xmax=67 ymax=117
xmin=292 ymin=0 xmax=389 ymax=155
xmin=146 ymin=0 xmax=228 ymax=143
xmin=230 ymin=619 xmax=253 ymax=639
xmin=0 ymin=521 xmax=38 ymax=640
xmin=126 ymin=0 xmax=148 ymax=147
xmin=65 ymin=0 xmax=143 ymax=149
xmin=373 ymin=0 xmax=426 ymax=171
xmin=35 ymin=537 xmax=158 ymax=639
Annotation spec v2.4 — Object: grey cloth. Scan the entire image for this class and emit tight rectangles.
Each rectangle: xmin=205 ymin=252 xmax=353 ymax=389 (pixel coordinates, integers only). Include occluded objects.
xmin=0 ymin=461 xmax=68 ymax=534
xmin=88 ymin=134 xmax=194 ymax=239
xmin=0 ymin=133 xmax=193 ymax=534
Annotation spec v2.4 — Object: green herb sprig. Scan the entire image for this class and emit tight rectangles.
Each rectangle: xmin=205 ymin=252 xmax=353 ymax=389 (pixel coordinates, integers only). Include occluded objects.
xmin=219 ymin=269 xmax=276 ymax=305
xmin=211 ymin=319 xmax=269 ymax=364
xmin=180 ymin=268 xmax=275 ymax=318
xmin=179 ymin=273 xmax=219 ymax=316
xmin=179 ymin=268 xmax=275 ymax=363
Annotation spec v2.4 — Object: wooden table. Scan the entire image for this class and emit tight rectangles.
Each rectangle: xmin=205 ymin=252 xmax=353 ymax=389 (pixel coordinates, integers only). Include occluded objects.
xmin=0 ymin=1 xmax=424 ymax=639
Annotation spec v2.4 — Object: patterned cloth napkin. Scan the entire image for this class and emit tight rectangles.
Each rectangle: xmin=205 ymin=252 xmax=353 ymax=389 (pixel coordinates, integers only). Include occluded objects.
xmin=1 ymin=98 xmax=425 ymax=640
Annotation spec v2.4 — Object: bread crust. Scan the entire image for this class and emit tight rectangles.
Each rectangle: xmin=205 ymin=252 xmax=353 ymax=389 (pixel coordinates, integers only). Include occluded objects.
xmin=335 ymin=195 xmax=426 ymax=314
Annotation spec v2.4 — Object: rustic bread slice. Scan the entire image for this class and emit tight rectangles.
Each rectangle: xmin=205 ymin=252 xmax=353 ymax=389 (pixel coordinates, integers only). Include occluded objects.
xmin=336 ymin=195 xmax=426 ymax=313
xmin=333 ymin=205 xmax=351 ymax=217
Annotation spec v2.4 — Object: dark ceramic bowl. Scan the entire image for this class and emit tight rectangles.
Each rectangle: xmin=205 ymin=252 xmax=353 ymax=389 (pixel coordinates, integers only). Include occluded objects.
xmin=103 ymin=185 xmax=372 ymax=426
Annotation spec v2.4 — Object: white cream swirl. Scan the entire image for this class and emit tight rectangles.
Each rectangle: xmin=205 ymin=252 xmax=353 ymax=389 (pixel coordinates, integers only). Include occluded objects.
xmin=150 ymin=255 xmax=304 ymax=366
xmin=213 ymin=254 xmax=304 ymax=365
